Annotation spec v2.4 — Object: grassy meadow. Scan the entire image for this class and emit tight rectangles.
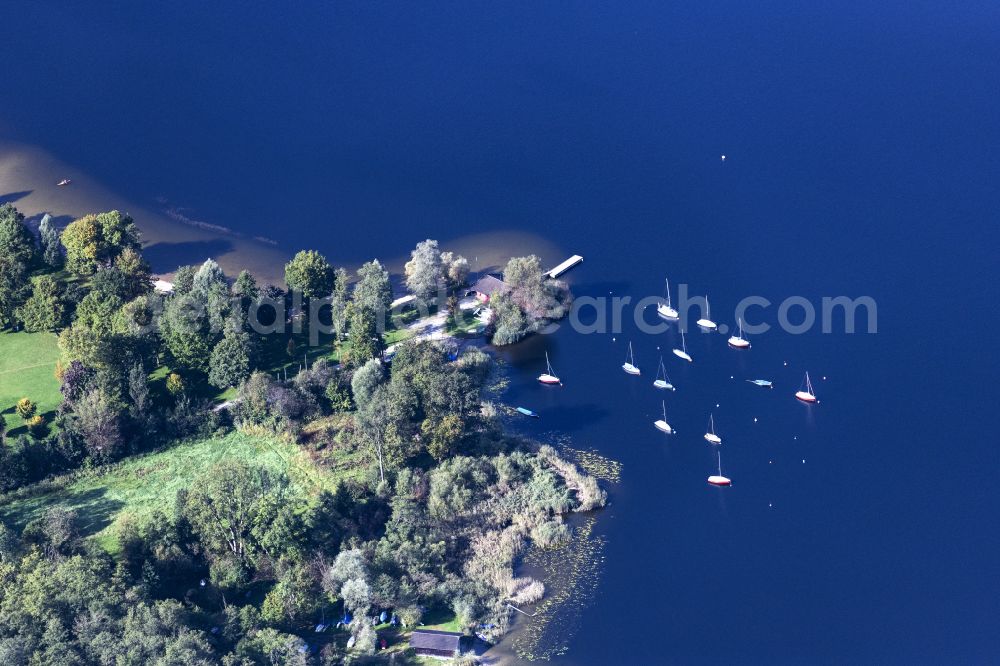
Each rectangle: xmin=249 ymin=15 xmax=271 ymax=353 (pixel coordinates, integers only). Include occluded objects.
xmin=0 ymin=431 xmax=364 ymax=553
xmin=0 ymin=331 xmax=62 ymax=437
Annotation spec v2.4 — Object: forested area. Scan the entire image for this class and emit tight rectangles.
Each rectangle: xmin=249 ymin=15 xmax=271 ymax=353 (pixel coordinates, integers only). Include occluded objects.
xmin=0 ymin=204 xmax=603 ymax=664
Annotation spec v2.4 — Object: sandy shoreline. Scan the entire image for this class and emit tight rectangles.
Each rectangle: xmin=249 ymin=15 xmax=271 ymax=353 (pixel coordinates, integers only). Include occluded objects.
xmin=0 ymin=139 xmax=291 ymax=284
xmin=1 ymin=138 xmax=567 ymax=293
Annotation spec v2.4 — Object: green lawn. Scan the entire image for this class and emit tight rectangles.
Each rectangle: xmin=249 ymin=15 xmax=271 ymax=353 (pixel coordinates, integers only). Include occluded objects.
xmin=419 ymin=606 xmax=463 ymax=633
xmin=0 ymin=331 xmax=62 ymax=437
xmin=0 ymin=431 xmax=360 ymax=553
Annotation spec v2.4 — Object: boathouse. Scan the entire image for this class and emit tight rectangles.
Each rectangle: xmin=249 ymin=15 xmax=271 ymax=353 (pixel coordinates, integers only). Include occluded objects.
xmin=468 ymin=274 xmax=507 ymax=303
xmin=409 ymin=629 xmax=463 ymax=658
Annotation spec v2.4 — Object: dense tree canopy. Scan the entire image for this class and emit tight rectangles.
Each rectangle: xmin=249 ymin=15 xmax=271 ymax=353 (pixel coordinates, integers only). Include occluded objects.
xmin=404 ymin=239 xmax=444 ymax=301
xmin=490 ymin=254 xmax=571 ymax=346
xmin=61 ymin=210 xmax=140 ymax=276
xmin=0 ymin=257 xmax=30 ymax=330
xmin=346 ymin=305 xmax=384 ymax=366
xmin=353 ymin=259 xmax=392 ymax=315
xmin=284 ymin=249 xmax=335 ymax=298
xmin=161 ymin=292 xmax=216 ymax=371
xmin=38 ymin=213 xmax=63 ymax=269
xmin=0 ymin=203 xmax=37 ymax=267
xmin=0 ymin=205 xmax=592 ymax=660
xmin=16 ymin=275 xmax=65 ymax=332
xmin=208 ymin=326 xmax=254 ymax=389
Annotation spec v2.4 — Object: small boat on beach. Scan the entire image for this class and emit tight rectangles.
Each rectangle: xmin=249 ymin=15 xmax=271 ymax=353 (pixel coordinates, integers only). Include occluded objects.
xmin=57 ymin=178 xmax=72 ymax=186
xmin=795 ymin=372 xmax=819 ymax=403
xmin=656 ymin=277 xmax=679 ymax=320
xmin=704 ymin=413 xmax=722 ymax=445
xmin=708 ymin=450 xmax=732 ymax=486
xmin=672 ymin=331 xmax=693 ymax=363
xmin=622 ymin=341 xmax=640 ymax=375
xmin=653 ymin=356 xmax=675 ymax=390
xmin=696 ymin=296 xmax=718 ymax=330
xmin=654 ymin=400 xmax=673 ymax=434
xmin=516 ymin=407 xmax=539 ymax=418
xmin=537 ymin=352 xmax=561 ymax=385
xmin=728 ymin=318 xmax=751 ymax=349
xmin=747 ymin=379 xmax=773 ymax=388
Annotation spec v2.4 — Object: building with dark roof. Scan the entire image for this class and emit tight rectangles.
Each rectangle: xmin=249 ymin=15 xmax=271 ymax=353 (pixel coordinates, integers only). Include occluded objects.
xmin=409 ymin=629 xmax=463 ymax=658
xmin=468 ymin=274 xmax=507 ymax=303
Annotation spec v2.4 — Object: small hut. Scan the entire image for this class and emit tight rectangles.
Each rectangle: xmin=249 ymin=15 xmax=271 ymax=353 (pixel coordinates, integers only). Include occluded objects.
xmin=409 ymin=629 xmax=462 ymax=658
xmin=468 ymin=274 xmax=507 ymax=303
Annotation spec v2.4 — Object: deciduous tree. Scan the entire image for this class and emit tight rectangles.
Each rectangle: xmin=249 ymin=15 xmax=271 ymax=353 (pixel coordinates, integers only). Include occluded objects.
xmin=354 ymin=259 xmax=392 ymax=315
xmin=61 ymin=210 xmax=140 ymax=276
xmin=16 ymin=275 xmax=65 ymax=332
xmin=284 ymin=249 xmax=334 ymax=298
xmin=209 ymin=327 xmax=254 ymax=389
xmin=404 ymin=239 xmax=443 ymax=301
xmin=0 ymin=203 xmax=36 ymax=267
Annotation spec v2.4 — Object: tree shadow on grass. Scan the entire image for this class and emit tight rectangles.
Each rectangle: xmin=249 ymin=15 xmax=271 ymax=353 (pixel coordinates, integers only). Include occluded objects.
xmin=4 ymin=486 xmax=124 ymax=538
xmin=2 ymin=409 xmax=57 ymax=439
xmin=61 ymin=486 xmax=125 ymax=536
xmin=1 ymin=190 xmax=32 ymax=205
xmin=143 ymin=239 xmax=234 ymax=274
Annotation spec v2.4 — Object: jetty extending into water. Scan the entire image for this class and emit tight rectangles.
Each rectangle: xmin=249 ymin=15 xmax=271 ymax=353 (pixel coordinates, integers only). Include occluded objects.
xmin=546 ymin=254 xmax=583 ymax=278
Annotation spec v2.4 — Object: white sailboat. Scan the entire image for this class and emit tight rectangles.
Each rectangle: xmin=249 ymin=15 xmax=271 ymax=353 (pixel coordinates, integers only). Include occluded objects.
xmin=795 ymin=371 xmax=819 ymax=403
xmin=653 ymin=357 xmax=675 ymax=390
xmin=704 ymin=413 xmax=722 ymax=444
xmin=727 ymin=318 xmax=750 ymax=349
xmin=656 ymin=277 xmax=679 ymax=320
xmin=537 ymin=352 xmax=561 ymax=385
xmin=696 ymin=295 xmax=718 ymax=330
xmin=707 ymin=450 xmax=732 ymax=486
xmin=672 ymin=331 xmax=693 ymax=362
xmin=622 ymin=341 xmax=641 ymax=375
xmin=654 ymin=400 xmax=673 ymax=434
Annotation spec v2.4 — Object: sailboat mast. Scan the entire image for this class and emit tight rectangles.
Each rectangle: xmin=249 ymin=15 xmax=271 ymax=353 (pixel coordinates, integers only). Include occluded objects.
xmin=665 ymin=278 xmax=672 ymax=308
xmin=717 ymin=450 xmax=722 ymax=476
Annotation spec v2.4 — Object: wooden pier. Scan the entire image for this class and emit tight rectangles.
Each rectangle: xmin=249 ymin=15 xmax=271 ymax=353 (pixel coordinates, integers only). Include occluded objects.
xmin=545 ymin=254 xmax=583 ymax=279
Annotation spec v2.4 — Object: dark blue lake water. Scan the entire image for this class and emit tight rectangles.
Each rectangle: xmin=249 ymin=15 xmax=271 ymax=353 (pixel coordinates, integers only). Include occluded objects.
xmin=4 ymin=2 xmax=999 ymax=662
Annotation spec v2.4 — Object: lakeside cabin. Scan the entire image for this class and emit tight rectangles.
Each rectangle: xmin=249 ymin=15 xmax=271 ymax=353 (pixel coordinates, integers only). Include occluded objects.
xmin=409 ymin=629 xmax=463 ymax=658
xmin=468 ymin=274 xmax=507 ymax=303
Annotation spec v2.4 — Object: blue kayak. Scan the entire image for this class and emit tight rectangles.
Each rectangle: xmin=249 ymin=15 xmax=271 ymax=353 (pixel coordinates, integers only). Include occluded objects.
xmin=747 ymin=379 xmax=773 ymax=388
xmin=516 ymin=407 xmax=539 ymax=418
